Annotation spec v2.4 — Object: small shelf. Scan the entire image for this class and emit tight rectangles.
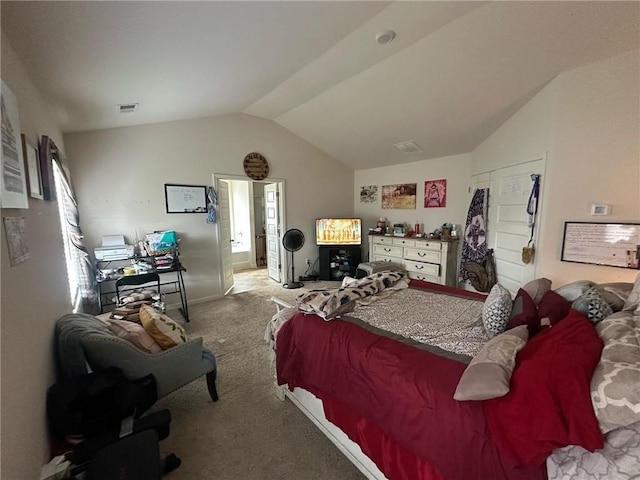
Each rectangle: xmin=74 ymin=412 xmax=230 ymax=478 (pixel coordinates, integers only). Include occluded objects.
xmin=318 ymin=245 xmax=362 ymax=281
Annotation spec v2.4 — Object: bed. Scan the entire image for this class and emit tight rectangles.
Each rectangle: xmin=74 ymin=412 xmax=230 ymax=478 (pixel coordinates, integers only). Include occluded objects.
xmin=266 ymin=272 xmax=640 ymax=480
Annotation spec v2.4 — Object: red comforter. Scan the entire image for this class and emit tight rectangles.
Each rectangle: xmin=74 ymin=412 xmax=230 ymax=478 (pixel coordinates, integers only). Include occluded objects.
xmin=276 ymin=311 xmax=547 ymax=480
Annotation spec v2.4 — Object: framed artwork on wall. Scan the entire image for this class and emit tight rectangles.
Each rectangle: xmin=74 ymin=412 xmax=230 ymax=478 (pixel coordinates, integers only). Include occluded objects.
xmin=381 ymin=183 xmax=416 ymax=209
xmin=424 ymin=179 xmax=447 ymax=208
xmin=1 ymin=81 xmax=29 ymax=209
xmin=360 ymin=185 xmax=378 ymax=203
xmin=21 ymin=135 xmax=43 ymax=199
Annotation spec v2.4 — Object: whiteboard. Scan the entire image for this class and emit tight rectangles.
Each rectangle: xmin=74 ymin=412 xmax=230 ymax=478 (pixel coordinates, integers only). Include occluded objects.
xmin=561 ymin=222 xmax=640 ymax=269
xmin=164 ymin=184 xmax=207 ymax=213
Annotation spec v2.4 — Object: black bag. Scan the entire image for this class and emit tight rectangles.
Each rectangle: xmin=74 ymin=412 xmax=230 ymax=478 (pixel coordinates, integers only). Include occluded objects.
xmin=47 ymin=367 xmax=157 ymax=439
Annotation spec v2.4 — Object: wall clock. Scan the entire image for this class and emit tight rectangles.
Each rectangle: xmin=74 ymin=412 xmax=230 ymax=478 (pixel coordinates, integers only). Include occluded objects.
xmin=243 ymin=152 xmax=269 ymax=180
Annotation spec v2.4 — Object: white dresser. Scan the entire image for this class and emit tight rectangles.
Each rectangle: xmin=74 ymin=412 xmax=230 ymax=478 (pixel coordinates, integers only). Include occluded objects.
xmin=368 ymin=235 xmax=459 ymax=286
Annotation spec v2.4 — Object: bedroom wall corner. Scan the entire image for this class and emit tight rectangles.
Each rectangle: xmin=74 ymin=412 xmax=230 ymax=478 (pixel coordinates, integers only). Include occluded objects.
xmin=539 ymin=48 xmax=640 ymax=286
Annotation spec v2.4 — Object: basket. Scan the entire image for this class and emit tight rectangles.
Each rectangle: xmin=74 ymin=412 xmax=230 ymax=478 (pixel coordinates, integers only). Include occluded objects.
xmin=144 ymin=244 xmax=178 ymax=257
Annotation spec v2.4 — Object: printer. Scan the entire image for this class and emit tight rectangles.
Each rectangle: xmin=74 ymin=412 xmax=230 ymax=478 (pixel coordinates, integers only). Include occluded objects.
xmin=94 ymin=234 xmax=135 ymax=261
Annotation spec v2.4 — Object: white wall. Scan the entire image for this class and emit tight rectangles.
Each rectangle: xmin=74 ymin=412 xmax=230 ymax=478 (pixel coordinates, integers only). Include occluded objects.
xmin=354 ymin=153 xmax=472 ymax=259
xmin=1 ymin=32 xmax=71 ymax=480
xmin=472 ymin=49 xmax=640 ymax=287
xmin=64 ymin=114 xmax=354 ymax=302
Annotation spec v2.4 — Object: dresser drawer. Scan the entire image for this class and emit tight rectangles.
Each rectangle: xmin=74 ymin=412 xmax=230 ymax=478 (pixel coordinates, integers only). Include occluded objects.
xmin=371 ymin=255 xmax=404 ymax=265
xmin=393 ymin=237 xmax=416 ymax=247
xmin=373 ymin=244 xmax=403 ymax=258
xmin=372 ymin=235 xmax=394 ymax=245
xmin=407 ymin=271 xmax=441 ymax=284
xmin=404 ymin=260 xmax=440 ymax=277
xmin=404 ymin=247 xmax=441 ymax=264
xmin=415 ymin=240 xmax=442 ymax=251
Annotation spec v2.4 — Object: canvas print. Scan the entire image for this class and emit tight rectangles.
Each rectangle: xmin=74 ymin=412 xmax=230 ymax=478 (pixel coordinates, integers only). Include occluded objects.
xmin=1 ymin=81 xmax=28 ymax=209
xmin=382 ymin=183 xmax=416 ymax=209
xmin=360 ymin=185 xmax=378 ymax=203
xmin=3 ymin=216 xmax=30 ymax=266
xmin=424 ymin=179 xmax=447 ymax=208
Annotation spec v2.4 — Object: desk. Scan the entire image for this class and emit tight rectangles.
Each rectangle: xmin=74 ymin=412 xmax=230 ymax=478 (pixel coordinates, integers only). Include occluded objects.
xmin=96 ymin=259 xmax=190 ymax=321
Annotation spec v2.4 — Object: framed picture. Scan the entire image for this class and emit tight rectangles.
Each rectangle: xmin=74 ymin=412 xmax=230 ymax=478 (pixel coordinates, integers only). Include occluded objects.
xmin=1 ymin=81 xmax=29 ymax=209
xmin=424 ymin=179 xmax=447 ymax=208
xmin=164 ymin=183 xmax=207 ymax=213
xmin=21 ymin=135 xmax=43 ymax=200
xmin=360 ymin=185 xmax=378 ymax=203
xmin=561 ymin=222 xmax=640 ymax=269
xmin=381 ymin=183 xmax=416 ymax=209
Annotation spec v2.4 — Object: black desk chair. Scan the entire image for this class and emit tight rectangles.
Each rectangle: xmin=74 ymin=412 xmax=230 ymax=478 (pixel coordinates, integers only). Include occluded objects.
xmin=115 ymin=273 xmax=161 ymax=305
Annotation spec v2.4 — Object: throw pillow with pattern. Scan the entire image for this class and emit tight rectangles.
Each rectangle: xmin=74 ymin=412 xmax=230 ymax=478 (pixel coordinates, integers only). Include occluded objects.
xmin=572 ymin=287 xmax=614 ymax=324
xmin=482 ymin=283 xmax=513 ymax=337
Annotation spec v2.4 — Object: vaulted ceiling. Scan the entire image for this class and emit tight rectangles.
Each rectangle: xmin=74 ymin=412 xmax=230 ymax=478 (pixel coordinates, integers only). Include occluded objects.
xmin=2 ymin=1 xmax=639 ymax=170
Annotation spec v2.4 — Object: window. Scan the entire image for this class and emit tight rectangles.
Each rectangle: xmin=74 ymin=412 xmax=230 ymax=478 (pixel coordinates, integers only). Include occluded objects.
xmin=53 ymin=161 xmax=81 ymax=309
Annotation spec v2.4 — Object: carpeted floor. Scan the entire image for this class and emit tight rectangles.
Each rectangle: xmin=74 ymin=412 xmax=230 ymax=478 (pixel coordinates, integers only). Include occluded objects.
xmin=154 ymin=269 xmax=365 ymax=479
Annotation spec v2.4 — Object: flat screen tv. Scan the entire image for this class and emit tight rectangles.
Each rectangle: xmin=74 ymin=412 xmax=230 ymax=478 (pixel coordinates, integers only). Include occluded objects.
xmin=316 ymin=218 xmax=362 ymax=246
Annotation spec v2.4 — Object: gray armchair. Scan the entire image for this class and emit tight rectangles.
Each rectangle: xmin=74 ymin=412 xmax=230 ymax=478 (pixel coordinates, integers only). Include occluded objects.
xmin=55 ymin=313 xmax=217 ymax=401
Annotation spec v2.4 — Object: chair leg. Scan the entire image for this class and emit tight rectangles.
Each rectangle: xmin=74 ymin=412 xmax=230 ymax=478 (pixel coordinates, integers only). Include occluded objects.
xmin=206 ymin=370 xmax=218 ymax=402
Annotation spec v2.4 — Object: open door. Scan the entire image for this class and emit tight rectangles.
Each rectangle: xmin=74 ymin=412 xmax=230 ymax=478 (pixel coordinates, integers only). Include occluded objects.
xmin=217 ymin=180 xmax=235 ymax=294
xmin=264 ymin=183 xmax=281 ymax=282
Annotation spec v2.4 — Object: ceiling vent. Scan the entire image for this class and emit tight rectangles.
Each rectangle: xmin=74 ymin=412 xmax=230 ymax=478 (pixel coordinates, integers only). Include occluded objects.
xmin=393 ymin=140 xmax=423 ymax=155
xmin=117 ymin=103 xmax=139 ymax=113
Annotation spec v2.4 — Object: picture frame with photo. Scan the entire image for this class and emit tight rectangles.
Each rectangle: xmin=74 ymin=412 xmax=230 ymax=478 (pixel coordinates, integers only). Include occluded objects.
xmin=1 ymin=81 xmax=29 ymax=209
xmin=21 ymin=134 xmax=43 ymax=200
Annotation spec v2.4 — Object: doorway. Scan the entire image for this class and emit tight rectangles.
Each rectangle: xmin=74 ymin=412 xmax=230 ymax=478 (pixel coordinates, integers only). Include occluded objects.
xmin=213 ymin=174 xmax=286 ymax=295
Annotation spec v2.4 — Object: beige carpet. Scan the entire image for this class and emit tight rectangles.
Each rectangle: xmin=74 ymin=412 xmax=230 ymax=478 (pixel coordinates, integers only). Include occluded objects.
xmin=154 ymin=270 xmax=365 ymax=479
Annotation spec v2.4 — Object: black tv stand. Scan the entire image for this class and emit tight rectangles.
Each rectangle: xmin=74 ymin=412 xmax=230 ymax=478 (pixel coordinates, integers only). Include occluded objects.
xmin=318 ymin=245 xmax=362 ymax=281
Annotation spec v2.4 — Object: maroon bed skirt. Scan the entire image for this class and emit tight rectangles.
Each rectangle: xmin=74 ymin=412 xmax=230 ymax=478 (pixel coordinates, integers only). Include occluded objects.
xmin=276 ymin=306 xmax=546 ymax=480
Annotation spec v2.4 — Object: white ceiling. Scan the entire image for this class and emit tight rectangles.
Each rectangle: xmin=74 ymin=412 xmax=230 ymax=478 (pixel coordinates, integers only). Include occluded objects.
xmin=2 ymin=1 xmax=639 ymax=170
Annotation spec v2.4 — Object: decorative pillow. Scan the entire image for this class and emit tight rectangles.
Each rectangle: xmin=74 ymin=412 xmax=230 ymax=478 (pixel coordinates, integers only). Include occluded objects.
xmin=482 ymin=283 xmax=513 ymax=337
xmin=572 ymin=287 xmax=614 ymax=324
xmin=484 ymin=310 xmax=604 ymax=466
xmin=521 ymin=278 xmax=552 ymax=305
xmin=591 ymin=312 xmax=640 ymax=433
xmin=108 ymin=319 xmax=162 ymax=354
xmin=537 ymin=290 xmax=571 ymax=327
xmin=597 ymin=282 xmax=633 ymax=312
xmin=506 ymin=289 xmax=538 ymax=335
xmin=555 ymin=280 xmax=595 ymax=303
xmin=139 ymin=305 xmax=188 ymax=349
xmin=622 ymin=273 xmax=640 ymax=311
xmin=454 ymin=325 xmax=528 ymax=401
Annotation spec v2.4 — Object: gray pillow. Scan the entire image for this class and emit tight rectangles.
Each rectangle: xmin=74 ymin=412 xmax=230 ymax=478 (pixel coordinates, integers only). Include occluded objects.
xmin=572 ymin=287 xmax=614 ymax=324
xmin=454 ymin=325 xmax=529 ymax=401
xmin=521 ymin=277 xmax=552 ymax=305
xmin=596 ymin=284 xmax=632 ymax=312
xmin=555 ymin=280 xmax=595 ymax=303
xmin=482 ymin=283 xmax=513 ymax=337
xmin=622 ymin=273 xmax=640 ymax=311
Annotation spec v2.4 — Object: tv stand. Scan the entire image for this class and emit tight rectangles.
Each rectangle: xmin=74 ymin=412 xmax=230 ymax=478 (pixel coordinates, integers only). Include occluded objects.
xmin=318 ymin=245 xmax=362 ymax=281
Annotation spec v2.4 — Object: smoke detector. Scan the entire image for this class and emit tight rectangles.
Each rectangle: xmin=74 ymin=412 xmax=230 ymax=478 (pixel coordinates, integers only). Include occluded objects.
xmin=375 ymin=29 xmax=396 ymax=45
xmin=393 ymin=140 xmax=423 ymax=155
xmin=117 ymin=103 xmax=139 ymax=113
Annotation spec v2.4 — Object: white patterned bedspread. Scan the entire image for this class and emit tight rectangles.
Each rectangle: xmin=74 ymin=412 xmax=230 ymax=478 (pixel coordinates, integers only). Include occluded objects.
xmin=547 ymin=421 xmax=640 ymax=479
xmin=349 ymin=287 xmax=488 ymax=357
